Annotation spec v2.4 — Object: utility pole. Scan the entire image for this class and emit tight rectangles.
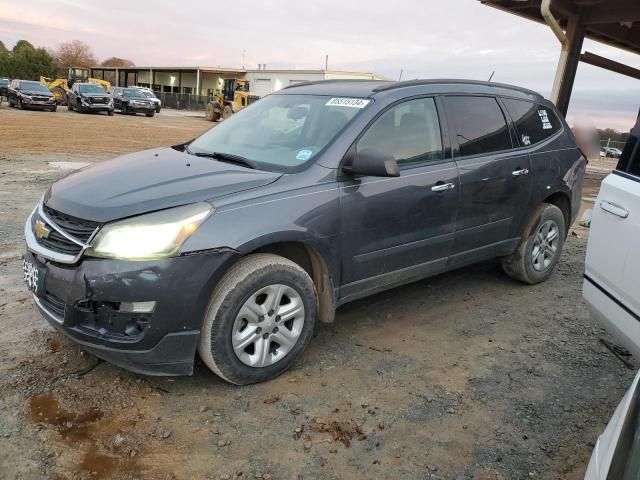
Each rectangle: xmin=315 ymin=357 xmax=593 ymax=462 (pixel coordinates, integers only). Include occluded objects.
xmin=399 ymin=69 xmax=403 ymax=81
xmin=242 ymin=49 xmax=246 ymax=69
xmin=325 ymin=54 xmax=329 ymax=71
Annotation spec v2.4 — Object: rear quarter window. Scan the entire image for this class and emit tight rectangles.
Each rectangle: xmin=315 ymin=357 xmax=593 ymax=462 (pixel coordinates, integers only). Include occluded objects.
xmin=503 ymin=98 xmax=562 ymax=147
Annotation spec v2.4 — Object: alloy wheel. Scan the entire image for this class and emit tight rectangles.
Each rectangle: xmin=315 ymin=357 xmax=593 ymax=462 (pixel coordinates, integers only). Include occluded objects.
xmin=231 ymin=284 xmax=305 ymax=367
xmin=531 ymin=219 xmax=560 ymax=272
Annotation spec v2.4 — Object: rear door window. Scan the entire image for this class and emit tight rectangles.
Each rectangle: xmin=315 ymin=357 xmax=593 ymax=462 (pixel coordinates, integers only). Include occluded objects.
xmin=502 ymin=98 xmax=562 ymax=147
xmin=445 ymin=96 xmax=512 ymax=157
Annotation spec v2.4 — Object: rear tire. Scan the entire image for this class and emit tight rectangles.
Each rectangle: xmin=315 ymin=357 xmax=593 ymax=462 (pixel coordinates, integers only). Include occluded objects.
xmin=198 ymin=254 xmax=317 ymax=385
xmin=501 ymin=203 xmax=566 ymax=284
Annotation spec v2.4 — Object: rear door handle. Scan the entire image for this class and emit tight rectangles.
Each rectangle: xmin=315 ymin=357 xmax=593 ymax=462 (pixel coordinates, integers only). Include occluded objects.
xmin=512 ymin=168 xmax=529 ymax=176
xmin=600 ymin=200 xmax=629 ymax=219
xmin=431 ymin=182 xmax=455 ymax=192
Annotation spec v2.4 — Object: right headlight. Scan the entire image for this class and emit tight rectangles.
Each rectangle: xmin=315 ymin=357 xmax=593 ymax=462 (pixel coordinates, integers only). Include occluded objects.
xmin=86 ymin=203 xmax=213 ymax=260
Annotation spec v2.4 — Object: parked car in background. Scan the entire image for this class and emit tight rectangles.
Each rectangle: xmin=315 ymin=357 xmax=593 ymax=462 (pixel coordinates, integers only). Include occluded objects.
xmin=24 ymin=79 xmax=585 ymax=384
xmin=8 ymin=79 xmax=56 ymax=111
xmin=66 ymin=82 xmax=114 ymax=115
xmin=601 ymin=147 xmax=623 ymax=158
xmin=0 ymin=77 xmax=9 ymax=98
xmin=583 ymin=113 xmax=640 ymax=480
xmin=131 ymin=86 xmax=162 ymax=113
xmin=107 ymin=86 xmax=155 ymax=117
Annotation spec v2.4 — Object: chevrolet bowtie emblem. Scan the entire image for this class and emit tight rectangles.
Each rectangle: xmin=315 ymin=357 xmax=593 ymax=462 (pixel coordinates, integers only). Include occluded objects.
xmin=34 ymin=220 xmax=51 ymax=239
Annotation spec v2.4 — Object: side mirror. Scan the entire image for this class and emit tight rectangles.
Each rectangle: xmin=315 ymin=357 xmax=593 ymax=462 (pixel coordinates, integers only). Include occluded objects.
xmin=343 ymin=148 xmax=400 ymax=177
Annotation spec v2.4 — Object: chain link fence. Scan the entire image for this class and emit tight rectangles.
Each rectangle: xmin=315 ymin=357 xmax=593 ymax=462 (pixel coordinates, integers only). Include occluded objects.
xmin=154 ymin=92 xmax=211 ymax=111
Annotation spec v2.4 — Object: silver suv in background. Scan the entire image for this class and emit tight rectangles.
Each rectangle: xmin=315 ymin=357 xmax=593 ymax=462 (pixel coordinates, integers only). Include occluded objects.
xmin=130 ymin=86 xmax=161 ymax=113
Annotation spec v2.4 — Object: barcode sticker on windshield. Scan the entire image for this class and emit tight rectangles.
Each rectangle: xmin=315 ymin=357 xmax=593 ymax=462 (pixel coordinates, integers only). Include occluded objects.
xmin=325 ymin=98 xmax=370 ymax=108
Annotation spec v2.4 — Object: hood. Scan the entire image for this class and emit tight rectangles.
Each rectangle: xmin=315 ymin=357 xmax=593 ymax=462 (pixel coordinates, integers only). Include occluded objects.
xmin=44 ymin=147 xmax=282 ymax=223
xmin=24 ymin=90 xmax=53 ymax=97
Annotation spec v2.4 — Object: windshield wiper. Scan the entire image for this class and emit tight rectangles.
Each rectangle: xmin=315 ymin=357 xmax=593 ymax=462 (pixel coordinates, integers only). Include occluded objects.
xmin=189 ymin=150 xmax=257 ymax=170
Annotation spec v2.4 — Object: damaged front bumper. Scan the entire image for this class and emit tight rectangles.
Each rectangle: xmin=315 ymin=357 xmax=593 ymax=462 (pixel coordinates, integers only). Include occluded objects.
xmin=24 ymin=249 xmax=236 ymax=376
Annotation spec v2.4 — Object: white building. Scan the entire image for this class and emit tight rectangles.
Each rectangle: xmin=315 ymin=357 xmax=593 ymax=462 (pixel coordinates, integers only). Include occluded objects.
xmin=244 ymin=69 xmax=388 ymax=97
xmin=89 ymin=66 xmax=387 ymax=98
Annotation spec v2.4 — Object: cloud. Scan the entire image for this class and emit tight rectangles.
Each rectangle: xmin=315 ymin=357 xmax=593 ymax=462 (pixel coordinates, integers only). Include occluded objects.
xmin=0 ymin=0 xmax=638 ymax=129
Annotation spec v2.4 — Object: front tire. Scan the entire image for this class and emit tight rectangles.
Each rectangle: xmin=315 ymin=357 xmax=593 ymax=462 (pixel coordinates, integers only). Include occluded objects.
xmin=17 ymin=98 xmax=23 ymax=110
xmin=222 ymin=104 xmax=233 ymax=120
xmin=146 ymin=111 xmax=155 ymax=117
xmin=205 ymin=103 xmax=220 ymax=121
xmin=121 ymin=104 xmax=127 ymax=114
xmin=502 ymin=203 xmax=566 ymax=284
xmin=198 ymin=254 xmax=317 ymax=385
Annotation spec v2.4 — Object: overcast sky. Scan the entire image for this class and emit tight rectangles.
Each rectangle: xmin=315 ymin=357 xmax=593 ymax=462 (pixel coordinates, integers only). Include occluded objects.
xmin=1 ymin=0 xmax=638 ymax=130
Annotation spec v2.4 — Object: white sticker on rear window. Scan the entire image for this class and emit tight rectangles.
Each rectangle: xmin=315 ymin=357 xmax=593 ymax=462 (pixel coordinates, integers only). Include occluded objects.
xmin=325 ymin=97 xmax=370 ymax=108
xmin=538 ymin=109 xmax=553 ymax=130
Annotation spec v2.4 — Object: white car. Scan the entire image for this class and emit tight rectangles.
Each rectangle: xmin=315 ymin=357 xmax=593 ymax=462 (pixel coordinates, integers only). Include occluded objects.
xmin=583 ymin=117 xmax=639 ymax=479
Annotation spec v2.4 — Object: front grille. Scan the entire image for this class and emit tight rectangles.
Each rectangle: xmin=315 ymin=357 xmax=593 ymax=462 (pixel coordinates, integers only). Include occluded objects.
xmin=33 ymin=96 xmax=51 ymax=102
xmin=41 ymin=291 xmax=65 ymax=317
xmin=43 ymin=205 xmax=99 ymax=243
xmin=35 ymin=205 xmax=100 ymax=256
xmin=89 ymin=97 xmax=107 ymax=104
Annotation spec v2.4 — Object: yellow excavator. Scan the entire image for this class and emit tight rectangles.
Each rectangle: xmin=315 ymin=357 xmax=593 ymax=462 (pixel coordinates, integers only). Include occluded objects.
xmin=205 ymin=78 xmax=260 ymax=121
xmin=41 ymin=67 xmax=111 ymax=105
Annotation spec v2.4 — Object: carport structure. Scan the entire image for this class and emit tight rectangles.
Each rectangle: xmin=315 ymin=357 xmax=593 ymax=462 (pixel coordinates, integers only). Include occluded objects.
xmin=481 ymin=0 xmax=640 ymax=116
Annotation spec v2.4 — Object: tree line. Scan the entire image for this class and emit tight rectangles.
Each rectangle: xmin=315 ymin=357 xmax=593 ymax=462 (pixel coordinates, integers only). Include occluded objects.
xmin=0 ymin=38 xmax=134 ymax=81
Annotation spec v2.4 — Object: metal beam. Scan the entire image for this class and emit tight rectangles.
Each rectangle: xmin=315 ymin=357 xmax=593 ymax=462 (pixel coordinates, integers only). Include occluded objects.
xmin=583 ymin=3 xmax=640 ymax=25
xmin=555 ymin=13 xmax=585 ymax=116
xmin=580 ymin=51 xmax=640 ymax=80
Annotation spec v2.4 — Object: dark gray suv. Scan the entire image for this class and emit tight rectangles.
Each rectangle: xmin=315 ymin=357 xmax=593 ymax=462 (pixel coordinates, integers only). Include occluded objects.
xmin=23 ymin=79 xmax=586 ymax=384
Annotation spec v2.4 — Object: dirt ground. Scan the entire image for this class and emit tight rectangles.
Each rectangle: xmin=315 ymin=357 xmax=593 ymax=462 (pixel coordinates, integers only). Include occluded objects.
xmin=0 ymin=105 xmax=636 ymax=480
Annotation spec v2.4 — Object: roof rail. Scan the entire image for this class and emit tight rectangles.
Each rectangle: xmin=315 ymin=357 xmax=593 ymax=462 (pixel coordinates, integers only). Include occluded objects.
xmin=371 ymin=78 xmax=542 ymax=97
xmin=281 ymin=78 xmax=383 ymax=90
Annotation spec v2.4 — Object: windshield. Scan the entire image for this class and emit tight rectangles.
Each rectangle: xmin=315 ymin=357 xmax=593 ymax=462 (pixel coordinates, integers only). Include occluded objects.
xmin=123 ymin=88 xmax=147 ymax=99
xmin=79 ymin=84 xmax=106 ymax=94
xmin=21 ymin=81 xmax=49 ymax=93
xmin=0 ymin=79 xmax=8 ymax=86
xmin=189 ymin=94 xmax=368 ymax=172
xmin=141 ymin=90 xmax=157 ymax=99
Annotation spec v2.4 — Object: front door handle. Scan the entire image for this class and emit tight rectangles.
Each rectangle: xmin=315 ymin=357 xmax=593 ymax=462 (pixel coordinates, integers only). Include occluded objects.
xmin=600 ymin=200 xmax=629 ymax=219
xmin=512 ymin=168 xmax=529 ymax=176
xmin=431 ymin=182 xmax=455 ymax=192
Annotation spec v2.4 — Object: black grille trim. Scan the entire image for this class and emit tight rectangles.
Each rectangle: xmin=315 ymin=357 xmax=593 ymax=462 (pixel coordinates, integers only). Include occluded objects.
xmin=42 ymin=205 xmax=99 ymax=243
xmin=35 ymin=205 xmax=100 ymax=256
xmin=41 ymin=291 xmax=65 ymax=317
